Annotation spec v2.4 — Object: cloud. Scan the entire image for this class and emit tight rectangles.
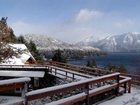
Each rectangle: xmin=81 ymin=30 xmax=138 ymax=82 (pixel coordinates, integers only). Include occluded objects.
xmin=114 ymin=19 xmax=134 ymax=28
xmin=10 ymin=21 xmax=48 ymax=36
xmin=74 ymin=8 xmax=103 ymax=23
xmin=9 ymin=18 xmax=106 ymax=43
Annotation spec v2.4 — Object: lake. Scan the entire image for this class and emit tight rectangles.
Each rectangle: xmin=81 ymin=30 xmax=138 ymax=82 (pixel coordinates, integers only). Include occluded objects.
xmin=68 ymin=52 xmax=140 ymax=75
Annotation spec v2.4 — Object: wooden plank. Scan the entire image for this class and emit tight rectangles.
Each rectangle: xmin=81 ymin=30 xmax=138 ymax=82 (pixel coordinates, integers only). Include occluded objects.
xmin=89 ymin=84 xmax=118 ymax=97
xmin=0 ymin=83 xmax=24 ymax=92
xmin=26 ymin=73 xmax=120 ymax=101
xmin=27 ymin=83 xmax=86 ymax=101
xmin=47 ymin=93 xmax=86 ymax=105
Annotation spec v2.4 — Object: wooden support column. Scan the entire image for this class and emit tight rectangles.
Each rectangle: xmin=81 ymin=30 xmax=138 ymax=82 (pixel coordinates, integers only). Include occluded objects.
xmin=66 ymin=72 xmax=68 ymax=79
xmin=25 ymin=96 xmax=28 ymax=105
xmin=22 ymin=82 xmax=28 ymax=98
xmin=115 ymin=75 xmax=120 ymax=96
xmin=72 ymin=73 xmax=75 ymax=81
xmin=85 ymin=83 xmax=89 ymax=105
xmin=124 ymin=82 xmax=127 ymax=93
xmin=50 ymin=67 xmax=52 ymax=73
xmin=128 ymin=80 xmax=131 ymax=93
xmin=55 ymin=69 xmax=57 ymax=75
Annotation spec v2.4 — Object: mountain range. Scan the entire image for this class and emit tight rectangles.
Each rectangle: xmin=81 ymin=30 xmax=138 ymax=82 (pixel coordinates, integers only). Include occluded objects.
xmin=24 ymin=32 xmax=140 ymax=52
xmin=77 ymin=32 xmax=140 ymax=52
xmin=24 ymin=34 xmax=100 ymax=52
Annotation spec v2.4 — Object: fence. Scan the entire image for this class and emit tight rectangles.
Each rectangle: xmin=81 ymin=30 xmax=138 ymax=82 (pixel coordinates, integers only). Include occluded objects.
xmin=25 ymin=72 xmax=131 ymax=105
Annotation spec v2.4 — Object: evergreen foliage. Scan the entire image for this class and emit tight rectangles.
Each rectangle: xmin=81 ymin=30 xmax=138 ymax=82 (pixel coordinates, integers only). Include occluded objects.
xmin=105 ymin=63 xmax=127 ymax=73
xmin=9 ymin=28 xmax=17 ymax=43
xmin=52 ymin=49 xmax=67 ymax=63
xmin=17 ymin=35 xmax=27 ymax=44
xmin=17 ymin=35 xmax=43 ymax=61
xmin=86 ymin=59 xmax=97 ymax=68
xmin=28 ymin=40 xmax=43 ymax=61
xmin=118 ymin=64 xmax=127 ymax=73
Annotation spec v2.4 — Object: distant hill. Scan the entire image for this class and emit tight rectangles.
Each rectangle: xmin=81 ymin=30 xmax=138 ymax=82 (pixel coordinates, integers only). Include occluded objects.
xmin=24 ymin=34 xmax=100 ymax=52
xmin=77 ymin=32 xmax=140 ymax=52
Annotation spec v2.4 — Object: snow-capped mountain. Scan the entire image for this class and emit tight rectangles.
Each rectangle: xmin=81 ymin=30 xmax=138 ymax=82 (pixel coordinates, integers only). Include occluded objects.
xmin=76 ymin=36 xmax=97 ymax=46
xmin=24 ymin=34 xmax=100 ymax=51
xmin=77 ymin=32 xmax=140 ymax=52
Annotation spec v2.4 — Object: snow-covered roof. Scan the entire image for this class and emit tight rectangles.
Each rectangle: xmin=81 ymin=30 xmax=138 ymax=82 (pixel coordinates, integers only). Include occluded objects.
xmin=1 ymin=44 xmax=36 ymax=65
xmin=0 ymin=70 xmax=45 ymax=77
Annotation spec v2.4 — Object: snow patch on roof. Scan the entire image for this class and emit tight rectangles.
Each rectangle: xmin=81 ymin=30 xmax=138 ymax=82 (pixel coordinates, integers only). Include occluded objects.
xmin=1 ymin=44 xmax=36 ymax=65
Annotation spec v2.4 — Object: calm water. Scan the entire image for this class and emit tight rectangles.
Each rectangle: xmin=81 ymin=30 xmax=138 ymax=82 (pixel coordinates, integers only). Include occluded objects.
xmin=68 ymin=53 xmax=140 ymax=75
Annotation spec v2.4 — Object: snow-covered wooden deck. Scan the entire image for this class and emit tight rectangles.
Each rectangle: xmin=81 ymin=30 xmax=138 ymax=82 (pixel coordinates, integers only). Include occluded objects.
xmin=0 ymin=61 xmax=137 ymax=105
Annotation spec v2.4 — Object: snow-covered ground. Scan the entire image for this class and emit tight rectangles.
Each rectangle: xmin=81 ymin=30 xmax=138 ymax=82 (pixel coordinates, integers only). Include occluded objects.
xmin=99 ymin=85 xmax=140 ymax=105
xmin=0 ymin=96 xmax=24 ymax=105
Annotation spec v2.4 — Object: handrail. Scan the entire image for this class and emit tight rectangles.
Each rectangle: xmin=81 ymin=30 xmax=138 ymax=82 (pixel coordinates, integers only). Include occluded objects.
xmin=48 ymin=61 xmax=139 ymax=85
xmin=25 ymin=73 xmax=121 ymax=104
xmin=26 ymin=74 xmax=131 ymax=105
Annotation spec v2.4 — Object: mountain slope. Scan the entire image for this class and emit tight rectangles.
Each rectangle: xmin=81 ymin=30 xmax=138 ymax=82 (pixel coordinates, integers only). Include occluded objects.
xmin=24 ymin=34 xmax=100 ymax=51
xmin=77 ymin=32 xmax=140 ymax=52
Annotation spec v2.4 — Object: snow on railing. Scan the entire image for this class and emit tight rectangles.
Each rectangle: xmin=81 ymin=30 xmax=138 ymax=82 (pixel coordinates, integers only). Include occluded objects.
xmin=25 ymin=72 xmax=122 ymax=105
xmin=0 ymin=77 xmax=30 ymax=85
xmin=26 ymin=72 xmax=120 ymax=96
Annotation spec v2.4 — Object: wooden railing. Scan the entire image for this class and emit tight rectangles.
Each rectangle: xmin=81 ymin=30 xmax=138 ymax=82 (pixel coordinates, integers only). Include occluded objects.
xmin=47 ymin=61 xmax=140 ymax=85
xmin=47 ymin=65 xmax=92 ymax=80
xmin=0 ymin=64 xmax=47 ymax=72
xmin=25 ymin=73 xmax=131 ymax=105
xmin=47 ymin=61 xmax=111 ymax=76
xmin=0 ymin=77 xmax=30 ymax=92
xmin=0 ymin=62 xmax=132 ymax=105
xmin=0 ymin=77 xmax=31 ymax=105
xmin=121 ymin=73 xmax=140 ymax=85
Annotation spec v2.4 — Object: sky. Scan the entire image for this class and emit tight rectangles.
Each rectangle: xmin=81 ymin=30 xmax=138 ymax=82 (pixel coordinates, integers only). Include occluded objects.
xmin=0 ymin=0 xmax=140 ymax=43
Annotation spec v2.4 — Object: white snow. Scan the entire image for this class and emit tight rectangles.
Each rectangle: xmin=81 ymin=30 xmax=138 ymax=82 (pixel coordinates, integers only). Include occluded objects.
xmin=0 ymin=70 xmax=45 ymax=77
xmin=0 ymin=77 xmax=30 ymax=85
xmin=26 ymin=73 xmax=119 ymax=96
xmin=46 ymin=93 xmax=86 ymax=105
xmin=24 ymin=34 xmax=100 ymax=52
xmin=1 ymin=44 xmax=36 ymax=65
xmin=0 ymin=96 xmax=24 ymax=105
xmin=99 ymin=86 xmax=140 ymax=105
xmin=46 ymin=84 xmax=117 ymax=105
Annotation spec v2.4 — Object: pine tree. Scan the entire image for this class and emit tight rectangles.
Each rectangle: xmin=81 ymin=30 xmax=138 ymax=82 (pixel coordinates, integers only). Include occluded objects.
xmin=52 ymin=49 xmax=67 ymax=63
xmin=86 ymin=60 xmax=91 ymax=67
xmin=28 ymin=40 xmax=43 ymax=61
xmin=106 ymin=63 xmax=116 ymax=72
xmin=17 ymin=35 xmax=27 ymax=44
xmin=86 ymin=59 xmax=97 ymax=68
xmin=118 ymin=65 xmax=127 ymax=73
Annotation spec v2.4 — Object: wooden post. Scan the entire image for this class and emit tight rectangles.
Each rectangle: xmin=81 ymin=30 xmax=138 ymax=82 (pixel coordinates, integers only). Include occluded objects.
xmin=66 ymin=72 xmax=67 ymax=79
xmin=128 ymin=80 xmax=131 ymax=93
xmin=72 ymin=73 xmax=74 ymax=81
xmin=115 ymin=75 xmax=120 ymax=96
xmin=124 ymin=82 xmax=127 ymax=93
xmin=22 ymin=82 xmax=28 ymax=98
xmin=22 ymin=82 xmax=28 ymax=105
xmin=25 ymin=96 xmax=28 ymax=105
xmin=55 ymin=69 xmax=57 ymax=75
xmin=85 ymin=83 xmax=89 ymax=105
xmin=50 ymin=67 xmax=52 ymax=73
